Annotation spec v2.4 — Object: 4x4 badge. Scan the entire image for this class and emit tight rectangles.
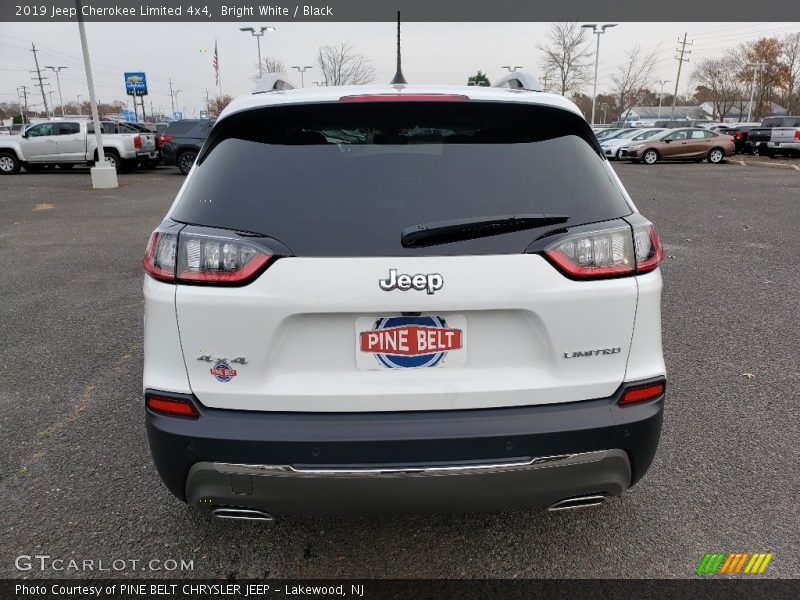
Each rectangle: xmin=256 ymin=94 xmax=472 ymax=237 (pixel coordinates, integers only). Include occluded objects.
xmin=379 ymin=269 xmax=443 ymax=295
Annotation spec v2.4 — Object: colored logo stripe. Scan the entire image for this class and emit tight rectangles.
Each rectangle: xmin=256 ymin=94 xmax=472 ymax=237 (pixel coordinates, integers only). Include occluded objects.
xmin=697 ymin=552 xmax=773 ymax=574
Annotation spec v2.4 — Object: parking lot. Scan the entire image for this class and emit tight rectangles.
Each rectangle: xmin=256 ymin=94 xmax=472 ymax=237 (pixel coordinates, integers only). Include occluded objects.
xmin=0 ymin=162 xmax=797 ymax=579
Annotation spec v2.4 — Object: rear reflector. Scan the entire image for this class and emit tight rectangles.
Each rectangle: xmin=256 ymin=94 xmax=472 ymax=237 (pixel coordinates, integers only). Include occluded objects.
xmin=339 ymin=94 xmax=470 ymax=102
xmin=146 ymin=395 xmax=198 ymax=417
xmin=619 ymin=380 xmax=665 ymax=406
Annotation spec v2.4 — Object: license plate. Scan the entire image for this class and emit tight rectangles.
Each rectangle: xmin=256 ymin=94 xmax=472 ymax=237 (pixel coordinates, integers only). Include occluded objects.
xmin=355 ymin=315 xmax=466 ymax=370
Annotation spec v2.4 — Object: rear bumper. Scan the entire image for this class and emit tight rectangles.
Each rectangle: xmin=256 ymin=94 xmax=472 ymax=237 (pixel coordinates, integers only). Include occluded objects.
xmin=145 ymin=379 xmax=664 ymax=515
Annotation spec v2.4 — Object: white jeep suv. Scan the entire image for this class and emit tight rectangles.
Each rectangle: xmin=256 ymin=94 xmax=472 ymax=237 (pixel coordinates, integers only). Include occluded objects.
xmin=143 ymin=78 xmax=665 ymax=519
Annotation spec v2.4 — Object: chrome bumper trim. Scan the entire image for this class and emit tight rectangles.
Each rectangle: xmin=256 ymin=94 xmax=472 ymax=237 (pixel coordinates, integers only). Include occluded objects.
xmin=212 ymin=450 xmax=609 ymax=478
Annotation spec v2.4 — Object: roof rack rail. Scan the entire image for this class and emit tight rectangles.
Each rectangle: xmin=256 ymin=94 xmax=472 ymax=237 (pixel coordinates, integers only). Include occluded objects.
xmin=253 ymin=74 xmax=296 ymax=94
xmin=492 ymin=71 xmax=543 ymax=92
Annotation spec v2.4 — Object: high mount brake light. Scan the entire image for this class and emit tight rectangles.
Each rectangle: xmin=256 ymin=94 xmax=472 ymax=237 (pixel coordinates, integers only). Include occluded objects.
xmin=144 ymin=229 xmax=275 ymax=286
xmin=543 ymin=222 xmax=662 ymax=280
xmin=339 ymin=94 xmax=470 ymax=102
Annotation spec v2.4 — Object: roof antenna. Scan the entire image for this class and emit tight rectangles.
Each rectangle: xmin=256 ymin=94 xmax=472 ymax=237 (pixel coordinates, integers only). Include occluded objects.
xmin=390 ymin=11 xmax=407 ymax=85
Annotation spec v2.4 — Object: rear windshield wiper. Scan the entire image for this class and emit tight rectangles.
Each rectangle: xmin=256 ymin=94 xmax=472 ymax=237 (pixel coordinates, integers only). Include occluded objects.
xmin=400 ymin=214 xmax=570 ymax=248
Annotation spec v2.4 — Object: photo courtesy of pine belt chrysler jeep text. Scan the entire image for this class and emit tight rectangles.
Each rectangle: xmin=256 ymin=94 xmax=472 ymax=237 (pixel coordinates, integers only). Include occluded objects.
xmin=142 ymin=74 xmax=666 ymax=519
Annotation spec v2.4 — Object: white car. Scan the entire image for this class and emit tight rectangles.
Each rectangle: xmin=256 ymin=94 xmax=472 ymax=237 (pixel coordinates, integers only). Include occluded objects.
xmin=600 ymin=128 xmax=665 ymax=159
xmin=143 ymin=75 xmax=666 ymax=519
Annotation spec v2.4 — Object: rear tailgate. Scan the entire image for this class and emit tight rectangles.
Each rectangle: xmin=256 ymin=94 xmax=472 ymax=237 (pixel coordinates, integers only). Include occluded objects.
xmin=747 ymin=127 xmax=772 ymax=144
xmin=169 ymin=99 xmax=642 ymax=413
xmin=175 ymin=254 xmax=637 ymax=412
xmin=770 ymin=127 xmax=800 ymax=144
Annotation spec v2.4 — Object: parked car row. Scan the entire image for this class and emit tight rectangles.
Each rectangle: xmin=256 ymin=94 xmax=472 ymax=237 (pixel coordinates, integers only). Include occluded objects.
xmin=0 ymin=118 xmax=216 ymax=175
xmin=596 ymin=115 xmax=800 ymax=159
xmin=595 ymin=127 xmax=735 ymax=165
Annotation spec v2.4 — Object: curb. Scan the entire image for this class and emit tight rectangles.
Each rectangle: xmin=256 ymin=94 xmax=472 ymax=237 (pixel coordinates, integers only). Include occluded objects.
xmin=730 ymin=159 xmax=800 ymax=171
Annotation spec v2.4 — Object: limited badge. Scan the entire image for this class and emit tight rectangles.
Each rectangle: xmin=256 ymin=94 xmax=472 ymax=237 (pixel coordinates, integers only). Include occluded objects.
xmin=210 ymin=360 xmax=237 ymax=382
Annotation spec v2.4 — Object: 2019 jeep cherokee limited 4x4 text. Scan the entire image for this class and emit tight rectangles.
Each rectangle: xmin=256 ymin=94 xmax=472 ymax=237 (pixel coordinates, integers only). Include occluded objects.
xmin=143 ymin=80 xmax=665 ymax=518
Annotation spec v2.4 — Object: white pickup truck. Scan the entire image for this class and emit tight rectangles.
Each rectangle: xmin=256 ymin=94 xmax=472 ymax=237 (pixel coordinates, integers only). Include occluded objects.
xmin=0 ymin=120 xmax=158 ymax=174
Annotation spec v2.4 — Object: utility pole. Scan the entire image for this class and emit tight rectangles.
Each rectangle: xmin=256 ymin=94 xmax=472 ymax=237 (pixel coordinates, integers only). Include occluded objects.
xmin=45 ymin=66 xmax=68 ymax=117
xmin=30 ymin=43 xmax=50 ymax=116
xmin=17 ymin=86 xmax=30 ymax=122
xmin=657 ymin=80 xmax=670 ymax=118
xmin=540 ymin=71 xmax=551 ymax=92
xmin=670 ymin=34 xmax=692 ymax=118
xmin=168 ymin=78 xmax=176 ymax=116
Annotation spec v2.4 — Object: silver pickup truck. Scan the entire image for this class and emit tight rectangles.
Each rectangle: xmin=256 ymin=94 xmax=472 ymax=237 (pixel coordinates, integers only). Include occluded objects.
xmin=766 ymin=115 xmax=800 ymax=157
xmin=0 ymin=119 xmax=158 ymax=174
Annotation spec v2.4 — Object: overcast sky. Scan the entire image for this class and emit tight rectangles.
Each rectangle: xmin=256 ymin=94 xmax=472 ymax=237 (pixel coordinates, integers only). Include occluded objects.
xmin=2 ymin=21 xmax=799 ymax=117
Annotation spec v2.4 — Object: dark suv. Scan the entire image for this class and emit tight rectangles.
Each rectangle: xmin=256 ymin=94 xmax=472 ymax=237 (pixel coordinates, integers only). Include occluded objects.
xmin=161 ymin=119 xmax=215 ymax=175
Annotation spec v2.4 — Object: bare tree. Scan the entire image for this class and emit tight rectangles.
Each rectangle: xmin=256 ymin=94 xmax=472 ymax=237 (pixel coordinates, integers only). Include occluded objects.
xmin=251 ymin=57 xmax=287 ymax=82
xmin=609 ymin=45 xmax=657 ymax=121
xmin=692 ymin=56 xmax=740 ymax=121
xmin=536 ymin=22 xmax=592 ymax=96
xmin=782 ymin=32 xmax=800 ymax=114
xmin=316 ymin=44 xmax=376 ymax=86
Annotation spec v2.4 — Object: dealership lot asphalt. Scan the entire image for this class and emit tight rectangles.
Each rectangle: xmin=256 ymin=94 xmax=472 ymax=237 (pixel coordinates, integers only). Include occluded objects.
xmin=0 ymin=163 xmax=798 ymax=579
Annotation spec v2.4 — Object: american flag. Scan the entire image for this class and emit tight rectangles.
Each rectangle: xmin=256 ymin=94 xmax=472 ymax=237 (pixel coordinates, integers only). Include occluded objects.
xmin=212 ymin=40 xmax=219 ymax=86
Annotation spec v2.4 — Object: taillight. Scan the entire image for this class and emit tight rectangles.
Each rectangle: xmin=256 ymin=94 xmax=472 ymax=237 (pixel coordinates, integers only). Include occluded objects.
xmin=146 ymin=395 xmax=198 ymax=417
xmin=339 ymin=94 xmax=470 ymax=102
xmin=735 ymin=131 xmax=744 ymax=140
xmin=143 ymin=231 xmax=178 ymax=282
xmin=619 ymin=379 xmax=665 ymax=406
xmin=794 ymin=130 xmax=800 ymax=140
xmin=543 ymin=222 xmax=662 ymax=279
xmin=632 ymin=222 xmax=663 ymax=274
xmin=544 ymin=224 xmax=635 ymax=279
xmin=160 ymin=134 xmax=174 ymax=144
xmin=134 ymin=135 xmax=142 ymax=149
xmin=144 ymin=227 xmax=275 ymax=286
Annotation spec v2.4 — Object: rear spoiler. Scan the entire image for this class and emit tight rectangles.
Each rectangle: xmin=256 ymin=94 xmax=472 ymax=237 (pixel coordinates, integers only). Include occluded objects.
xmin=492 ymin=71 xmax=543 ymax=92
xmin=253 ymin=74 xmax=296 ymax=94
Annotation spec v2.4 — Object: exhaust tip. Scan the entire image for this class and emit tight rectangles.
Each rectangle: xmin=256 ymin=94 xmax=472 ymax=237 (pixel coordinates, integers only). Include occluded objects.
xmin=211 ymin=507 xmax=275 ymax=521
xmin=547 ymin=494 xmax=607 ymax=511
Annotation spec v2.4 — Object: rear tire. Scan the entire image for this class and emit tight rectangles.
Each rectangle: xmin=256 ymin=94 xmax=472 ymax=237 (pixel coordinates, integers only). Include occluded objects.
xmin=102 ymin=150 xmax=121 ymax=173
xmin=642 ymin=149 xmax=659 ymax=165
xmin=707 ymin=148 xmax=724 ymax=164
xmin=0 ymin=151 xmax=21 ymax=175
xmin=177 ymin=150 xmax=197 ymax=175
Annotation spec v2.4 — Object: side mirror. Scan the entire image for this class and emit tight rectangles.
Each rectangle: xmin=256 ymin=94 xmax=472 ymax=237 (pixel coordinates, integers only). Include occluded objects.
xmin=664 ymin=138 xmax=672 ymax=143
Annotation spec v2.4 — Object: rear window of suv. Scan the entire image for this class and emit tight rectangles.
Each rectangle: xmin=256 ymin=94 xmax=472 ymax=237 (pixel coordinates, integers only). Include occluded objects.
xmin=170 ymin=101 xmax=632 ymax=256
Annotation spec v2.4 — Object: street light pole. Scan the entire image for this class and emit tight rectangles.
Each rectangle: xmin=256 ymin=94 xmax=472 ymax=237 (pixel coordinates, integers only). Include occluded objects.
xmin=76 ymin=94 xmax=83 ymax=116
xmin=582 ymin=23 xmax=617 ymax=126
xmin=746 ymin=62 xmax=766 ymax=122
xmin=657 ymin=80 xmax=670 ymax=118
xmin=291 ymin=66 xmax=314 ymax=87
xmin=240 ymin=26 xmax=275 ymax=79
xmin=501 ymin=66 xmax=524 ymax=72
xmin=75 ymin=0 xmax=117 ymax=188
xmin=44 ymin=66 xmax=68 ymax=117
